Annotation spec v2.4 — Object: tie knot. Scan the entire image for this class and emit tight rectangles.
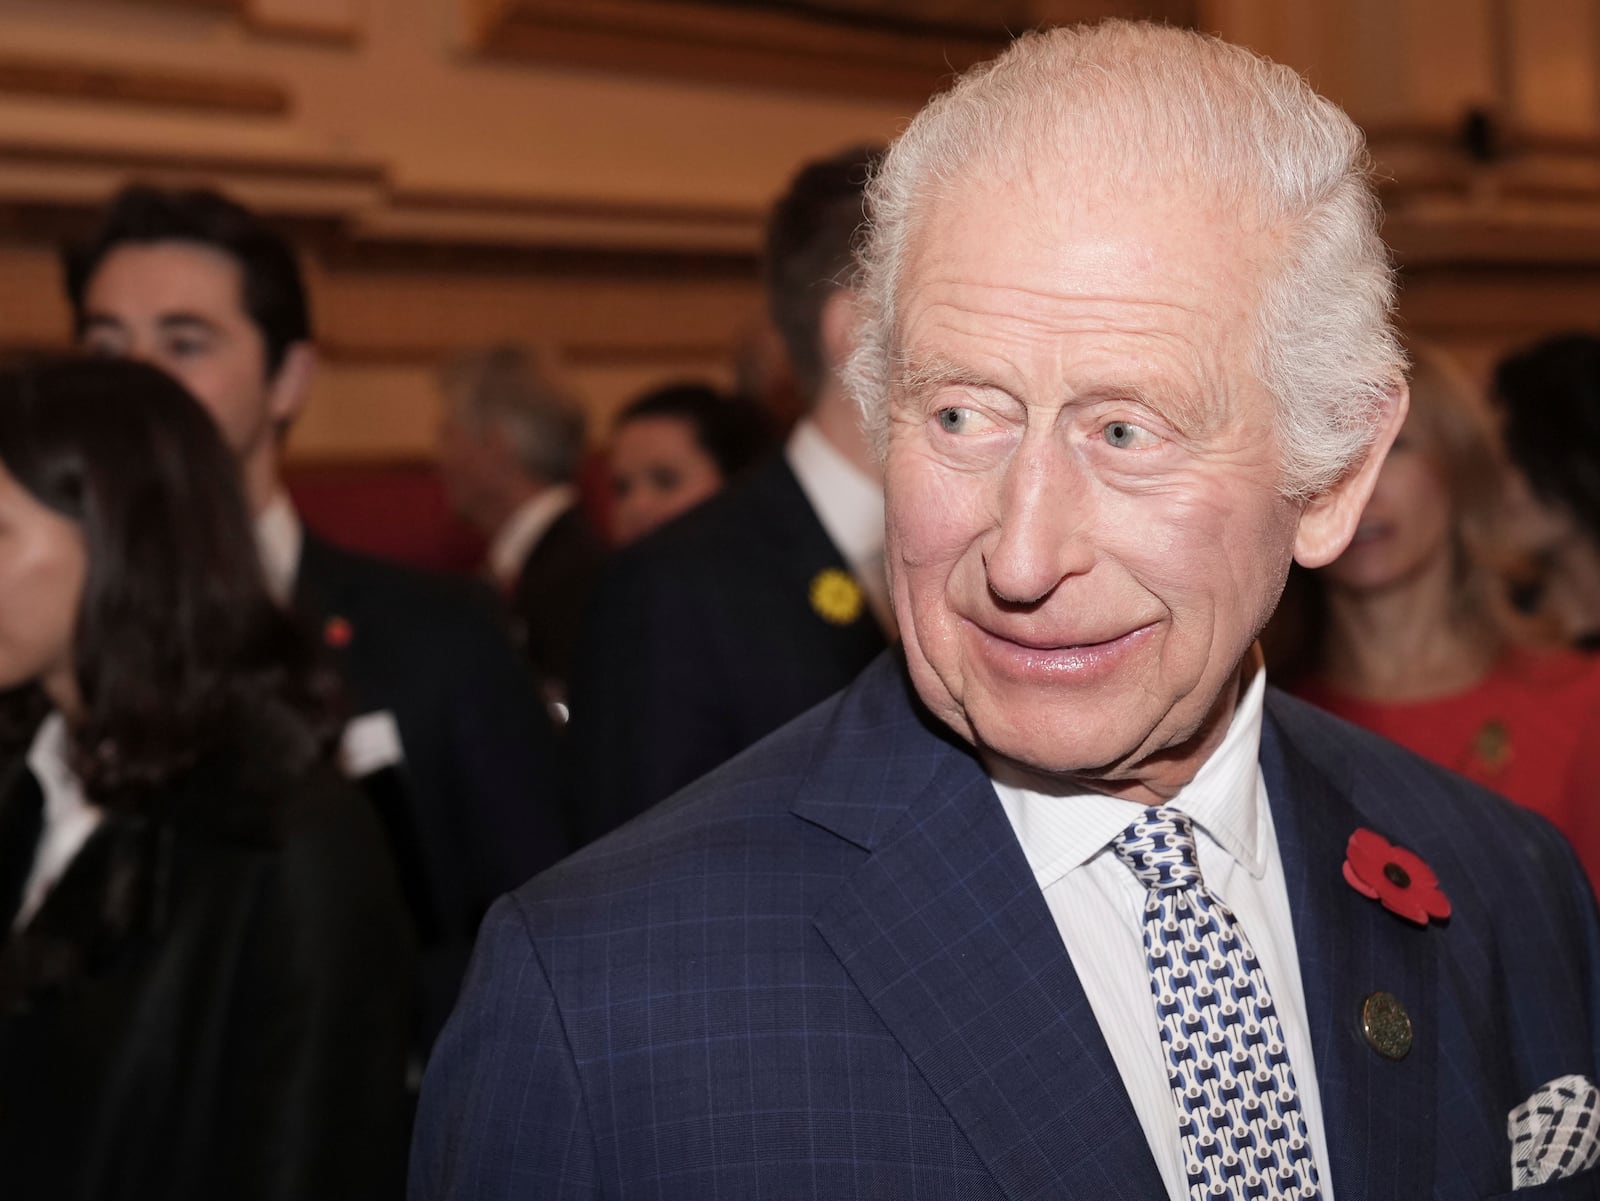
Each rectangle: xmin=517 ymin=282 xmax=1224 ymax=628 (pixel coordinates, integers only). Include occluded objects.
xmin=1113 ymin=807 xmax=1202 ymax=892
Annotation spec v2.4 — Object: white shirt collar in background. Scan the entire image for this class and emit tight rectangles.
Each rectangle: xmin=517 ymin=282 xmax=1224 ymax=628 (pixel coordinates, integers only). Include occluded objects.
xmin=488 ymin=485 xmax=577 ymax=588
xmin=16 ymin=712 xmax=102 ymax=931
xmin=255 ymin=490 xmax=304 ymax=605
xmin=785 ymin=419 xmax=891 ymax=630
xmin=785 ymin=419 xmax=884 ymax=570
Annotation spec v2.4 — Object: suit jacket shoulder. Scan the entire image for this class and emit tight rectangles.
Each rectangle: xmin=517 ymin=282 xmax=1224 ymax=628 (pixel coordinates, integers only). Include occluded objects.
xmin=1260 ymin=687 xmax=1600 ymax=1198
xmin=566 ymin=455 xmax=887 ymax=842
xmin=292 ymin=530 xmax=568 ymax=1035
xmin=418 ymin=662 xmax=1600 ymax=1200
xmin=510 ymin=505 xmax=606 ymax=695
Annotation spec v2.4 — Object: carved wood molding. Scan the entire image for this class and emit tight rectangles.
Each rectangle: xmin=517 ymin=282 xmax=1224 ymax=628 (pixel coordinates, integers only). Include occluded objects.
xmin=0 ymin=52 xmax=288 ymax=116
xmin=469 ymin=0 xmax=1011 ymax=99
xmin=0 ymin=135 xmax=767 ymax=266
xmin=111 ymin=0 xmax=243 ymax=11
xmin=247 ymin=0 xmax=364 ymax=44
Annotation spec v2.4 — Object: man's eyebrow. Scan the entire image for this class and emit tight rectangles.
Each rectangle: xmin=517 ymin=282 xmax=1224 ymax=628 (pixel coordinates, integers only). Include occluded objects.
xmin=155 ymin=313 xmax=224 ymax=335
xmin=895 ymin=353 xmax=994 ymax=394
xmin=80 ymin=311 xmax=224 ymax=337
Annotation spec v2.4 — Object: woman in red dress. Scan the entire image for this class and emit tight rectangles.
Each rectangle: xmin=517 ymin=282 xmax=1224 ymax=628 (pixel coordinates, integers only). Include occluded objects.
xmin=1273 ymin=343 xmax=1600 ymax=885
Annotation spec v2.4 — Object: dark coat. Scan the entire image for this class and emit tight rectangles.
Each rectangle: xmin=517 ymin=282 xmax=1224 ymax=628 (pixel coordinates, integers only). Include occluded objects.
xmin=566 ymin=454 xmax=887 ymax=844
xmin=508 ymin=504 xmax=607 ymax=701
xmin=0 ymin=708 xmax=414 ymax=1201
xmin=293 ymin=532 xmax=568 ymax=1043
xmin=415 ymin=652 xmax=1600 ymax=1199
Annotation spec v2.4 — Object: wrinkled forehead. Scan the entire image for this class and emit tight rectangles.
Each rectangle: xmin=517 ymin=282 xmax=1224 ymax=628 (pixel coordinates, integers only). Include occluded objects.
xmin=86 ymin=239 xmax=249 ymax=316
xmin=911 ymin=139 xmax=1274 ymax=277
xmin=894 ymin=164 xmax=1278 ymax=359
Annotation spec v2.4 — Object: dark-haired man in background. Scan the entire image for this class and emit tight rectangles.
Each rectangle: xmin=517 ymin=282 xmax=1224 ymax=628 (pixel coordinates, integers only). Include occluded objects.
xmin=63 ymin=185 xmax=568 ymax=1049
xmin=566 ymin=146 xmax=890 ymax=844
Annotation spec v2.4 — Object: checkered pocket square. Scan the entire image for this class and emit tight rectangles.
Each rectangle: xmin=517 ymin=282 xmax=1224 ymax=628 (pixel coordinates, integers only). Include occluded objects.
xmin=1509 ymin=1074 xmax=1600 ymax=1188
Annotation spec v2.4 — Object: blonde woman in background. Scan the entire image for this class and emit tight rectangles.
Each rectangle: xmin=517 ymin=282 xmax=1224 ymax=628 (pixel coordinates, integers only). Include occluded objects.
xmin=1273 ymin=343 xmax=1600 ymax=880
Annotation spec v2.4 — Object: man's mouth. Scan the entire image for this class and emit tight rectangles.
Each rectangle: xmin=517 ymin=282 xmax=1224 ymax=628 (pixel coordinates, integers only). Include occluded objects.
xmin=965 ymin=620 xmax=1158 ymax=679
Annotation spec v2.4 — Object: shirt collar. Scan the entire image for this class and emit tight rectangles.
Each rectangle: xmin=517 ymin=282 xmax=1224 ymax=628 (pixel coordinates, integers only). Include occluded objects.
xmin=487 ymin=485 xmax=577 ymax=587
xmin=25 ymin=711 xmax=87 ymax=825
xmin=993 ymin=659 xmax=1269 ymax=890
xmin=784 ymin=419 xmax=884 ymax=569
xmin=254 ymin=491 xmax=303 ymax=605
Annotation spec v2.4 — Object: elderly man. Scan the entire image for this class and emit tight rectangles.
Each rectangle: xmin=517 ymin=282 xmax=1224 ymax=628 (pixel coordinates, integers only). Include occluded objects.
xmin=436 ymin=344 xmax=606 ymax=707
xmin=414 ymin=22 xmax=1600 ymax=1199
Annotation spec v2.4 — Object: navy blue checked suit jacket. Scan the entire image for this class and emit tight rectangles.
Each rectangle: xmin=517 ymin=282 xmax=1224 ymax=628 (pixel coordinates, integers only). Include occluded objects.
xmin=413 ymin=653 xmax=1600 ymax=1199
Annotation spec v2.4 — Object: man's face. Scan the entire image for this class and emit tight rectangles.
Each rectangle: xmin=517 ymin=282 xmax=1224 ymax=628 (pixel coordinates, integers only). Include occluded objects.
xmin=884 ymin=175 xmax=1305 ymax=799
xmin=435 ymin=410 xmax=516 ymax=533
xmin=78 ymin=240 xmax=298 ymax=511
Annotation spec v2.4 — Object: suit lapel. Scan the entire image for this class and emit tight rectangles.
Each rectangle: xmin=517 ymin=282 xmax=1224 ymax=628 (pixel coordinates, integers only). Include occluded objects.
xmin=1262 ymin=693 xmax=1439 ymax=1200
xmin=290 ymin=532 xmax=367 ymax=704
xmin=799 ymin=662 xmax=1163 ymax=1201
xmin=746 ymin=456 xmax=889 ymax=658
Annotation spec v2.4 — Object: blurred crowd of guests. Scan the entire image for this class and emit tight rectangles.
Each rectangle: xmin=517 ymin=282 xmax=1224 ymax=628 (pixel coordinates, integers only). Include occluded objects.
xmin=4 ymin=138 xmax=1600 ymax=1195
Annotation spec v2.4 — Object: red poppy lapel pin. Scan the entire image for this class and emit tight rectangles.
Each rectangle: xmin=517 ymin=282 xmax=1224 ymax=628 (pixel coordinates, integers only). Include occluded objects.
xmin=323 ymin=615 xmax=354 ymax=649
xmin=1343 ymin=828 xmax=1450 ymax=926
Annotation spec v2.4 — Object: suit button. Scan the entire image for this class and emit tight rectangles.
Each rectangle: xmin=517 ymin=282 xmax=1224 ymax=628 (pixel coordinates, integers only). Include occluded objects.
xmin=1361 ymin=991 xmax=1413 ymax=1060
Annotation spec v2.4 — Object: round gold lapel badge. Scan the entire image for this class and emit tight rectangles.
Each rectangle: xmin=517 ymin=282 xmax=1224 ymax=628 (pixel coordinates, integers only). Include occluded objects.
xmin=1361 ymin=991 xmax=1413 ymax=1060
xmin=809 ymin=568 xmax=864 ymax=625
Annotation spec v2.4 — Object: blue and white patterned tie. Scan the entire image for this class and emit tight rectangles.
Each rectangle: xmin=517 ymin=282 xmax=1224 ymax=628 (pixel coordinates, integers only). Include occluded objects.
xmin=1113 ymin=807 xmax=1323 ymax=1201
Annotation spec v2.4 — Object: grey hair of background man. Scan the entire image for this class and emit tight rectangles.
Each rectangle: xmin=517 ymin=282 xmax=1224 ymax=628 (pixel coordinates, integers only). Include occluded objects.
xmin=440 ymin=344 xmax=587 ymax=486
xmin=846 ymin=20 xmax=1406 ymax=501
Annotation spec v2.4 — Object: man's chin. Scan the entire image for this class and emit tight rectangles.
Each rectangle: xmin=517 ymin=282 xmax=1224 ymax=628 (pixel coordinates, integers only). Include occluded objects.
xmin=969 ymin=711 xmax=1151 ymax=793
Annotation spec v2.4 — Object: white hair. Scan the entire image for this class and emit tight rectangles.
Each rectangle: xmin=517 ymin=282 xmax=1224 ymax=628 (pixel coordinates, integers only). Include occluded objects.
xmin=846 ymin=20 xmax=1405 ymax=499
xmin=440 ymin=344 xmax=587 ymax=485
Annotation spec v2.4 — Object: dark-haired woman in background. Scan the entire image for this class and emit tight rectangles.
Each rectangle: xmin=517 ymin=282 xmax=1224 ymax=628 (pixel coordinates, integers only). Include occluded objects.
xmin=0 ymin=358 xmax=412 ymax=1200
xmin=1493 ymin=332 xmax=1600 ymax=647
xmin=1269 ymin=344 xmax=1600 ymax=882
xmin=607 ymin=381 xmax=773 ymax=545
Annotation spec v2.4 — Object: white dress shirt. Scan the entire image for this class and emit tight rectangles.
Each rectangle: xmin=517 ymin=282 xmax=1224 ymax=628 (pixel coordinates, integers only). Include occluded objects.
xmin=784 ymin=420 xmax=892 ymax=633
xmin=487 ymin=485 xmax=578 ymax=589
xmin=992 ymin=664 xmax=1335 ymax=1199
xmin=15 ymin=712 xmax=102 ymax=931
xmin=255 ymin=490 xmax=304 ymax=605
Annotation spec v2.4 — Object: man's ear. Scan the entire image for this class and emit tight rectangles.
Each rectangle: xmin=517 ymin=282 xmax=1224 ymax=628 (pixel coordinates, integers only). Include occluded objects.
xmin=818 ymin=287 xmax=860 ymax=376
xmin=267 ymin=342 xmax=315 ymax=429
xmin=1293 ymin=380 xmax=1409 ymax=568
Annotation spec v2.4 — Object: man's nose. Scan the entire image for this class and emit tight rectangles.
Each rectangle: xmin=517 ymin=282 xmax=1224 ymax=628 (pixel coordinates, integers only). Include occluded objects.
xmin=983 ymin=436 xmax=1096 ymax=606
xmin=114 ymin=337 xmax=159 ymax=368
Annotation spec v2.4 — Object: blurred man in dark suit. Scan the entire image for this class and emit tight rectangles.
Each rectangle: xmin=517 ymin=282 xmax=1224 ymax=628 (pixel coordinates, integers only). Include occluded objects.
xmin=567 ymin=145 xmax=889 ymax=844
xmin=436 ymin=345 xmax=606 ymax=710
xmin=63 ymin=185 xmax=568 ymax=1047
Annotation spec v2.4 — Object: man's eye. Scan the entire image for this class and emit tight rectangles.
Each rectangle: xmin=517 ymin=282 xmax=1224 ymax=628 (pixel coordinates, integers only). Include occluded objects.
xmin=165 ymin=338 xmax=209 ymax=358
xmin=1103 ymin=420 xmax=1153 ymax=449
xmin=937 ymin=407 xmax=975 ymax=433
